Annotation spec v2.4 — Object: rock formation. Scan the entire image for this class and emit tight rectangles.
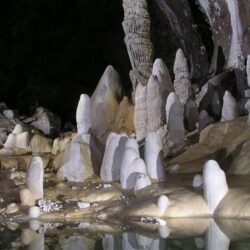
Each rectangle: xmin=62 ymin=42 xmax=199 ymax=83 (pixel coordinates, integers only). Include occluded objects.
xmin=147 ymin=75 xmax=166 ymax=132
xmin=57 ymin=141 xmax=94 ymax=182
xmin=203 ymin=160 xmax=228 ymax=213
xmin=152 ymin=58 xmax=174 ymax=95
xmin=100 ymin=133 xmax=127 ymax=182
xmin=4 ymin=124 xmax=29 ymax=150
xmin=144 ymin=132 xmax=165 ymax=180
xmin=26 ymin=156 xmax=44 ymax=200
xmin=90 ymin=65 xmax=123 ymax=143
xmin=31 ymin=107 xmax=61 ymax=135
xmin=165 ymin=92 xmax=185 ymax=145
xmin=120 ymin=139 xmax=147 ymax=189
xmin=122 ymin=0 xmax=154 ymax=93
xmin=134 ymin=83 xmax=147 ymax=141
xmin=173 ymin=49 xmax=192 ymax=105
xmin=134 ymin=173 xmax=151 ymax=193
xmin=221 ymin=91 xmax=239 ymax=121
xmin=198 ymin=110 xmax=214 ymax=133
xmin=211 ymin=90 xmax=222 ymax=119
xmin=76 ymin=94 xmax=91 ymax=134
xmin=245 ymin=99 xmax=250 ymax=126
xmin=157 ymin=195 xmax=170 ymax=216
xmin=184 ymin=100 xmax=199 ymax=131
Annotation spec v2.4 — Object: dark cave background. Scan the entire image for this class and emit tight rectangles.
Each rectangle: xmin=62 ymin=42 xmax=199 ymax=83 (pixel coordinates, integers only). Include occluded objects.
xmin=0 ymin=0 xmax=213 ymax=125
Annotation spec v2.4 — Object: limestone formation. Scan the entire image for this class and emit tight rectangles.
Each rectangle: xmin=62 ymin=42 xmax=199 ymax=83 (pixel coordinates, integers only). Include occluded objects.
xmin=4 ymin=124 xmax=29 ymax=150
xmin=122 ymin=0 xmax=154 ymax=92
xmin=221 ymin=91 xmax=239 ymax=121
xmin=165 ymin=93 xmax=185 ymax=145
xmin=57 ymin=141 xmax=94 ymax=182
xmin=247 ymin=55 xmax=250 ymax=87
xmin=26 ymin=156 xmax=44 ymax=200
xmin=192 ymin=174 xmax=203 ymax=188
xmin=91 ymin=65 xmax=123 ymax=143
xmin=125 ymin=138 xmax=139 ymax=154
xmin=173 ymin=49 xmax=192 ymax=105
xmin=31 ymin=107 xmax=61 ymax=135
xmin=29 ymin=206 xmax=40 ymax=219
xmin=144 ymin=132 xmax=165 ymax=180
xmin=120 ymin=140 xmax=147 ymax=189
xmin=245 ymin=99 xmax=250 ymax=126
xmin=203 ymin=160 xmax=228 ymax=213
xmin=157 ymin=195 xmax=170 ymax=216
xmin=76 ymin=94 xmax=91 ymax=134
xmin=211 ymin=90 xmax=222 ymax=119
xmin=29 ymin=133 xmax=53 ymax=154
xmin=198 ymin=110 xmax=214 ymax=133
xmin=147 ymin=75 xmax=165 ymax=132
xmin=184 ymin=100 xmax=199 ymax=131
xmin=206 ymin=220 xmax=230 ymax=250
xmin=134 ymin=173 xmax=151 ymax=193
xmin=100 ymin=133 xmax=127 ymax=182
xmin=134 ymin=83 xmax=147 ymax=141
xmin=152 ymin=58 xmax=174 ymax=95
xmin=3 ymin=109 xmax=14 ymax=119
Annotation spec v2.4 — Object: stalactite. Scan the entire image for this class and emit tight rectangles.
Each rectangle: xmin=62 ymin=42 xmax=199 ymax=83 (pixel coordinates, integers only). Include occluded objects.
xmin=122 ymin=0 xmax=154 ymax=95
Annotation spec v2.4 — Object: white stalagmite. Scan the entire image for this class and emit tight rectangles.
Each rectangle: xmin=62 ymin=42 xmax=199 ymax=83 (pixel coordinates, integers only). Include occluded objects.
xmin=125 ymin=138 xmax=139 ymax=154
xmin=203 ymin=160 xmax=228 ymax=213
xmin=91 ymin=65 xmax=123 ymax=143
xmin=152 ymin=58 xmax=174 ymax=94
xmin=76 ymin=94 xmax=91 ymax=134
xmin=100 ymin=133 xmax=127 ymax=182
xmin=173 ymin=48 xmax=192 ymax=105
xmin=120 ymin=139 xmax=147 ymax=189
xmin=165 ymin=92 xmax=185 ymax=145
xmin=247 ymin=55 xmax=250 ymax=87
xmin=221 ymin=91 xmax=239 ymax=121
xmin=4 ymin=124 xmax=29 ymax=150
xmin=147 ymin=75 xmax=165 ymax=132
xmin=134 ymin=83 xmax=147 ymax=141
xmin=157 ymin=195 xmax=170 ymax=216
xmin=26 ymin=156 xmax=44 ymax=200
xmin=205 ymin=220 xmax=230 ymax=250
xmin=134 ymin=173 xmax=151 ymax=193
xmin=144 ymin=132 xmax=165 ymax=180
xmin=192 ymin=174 xmax=203 ymax=188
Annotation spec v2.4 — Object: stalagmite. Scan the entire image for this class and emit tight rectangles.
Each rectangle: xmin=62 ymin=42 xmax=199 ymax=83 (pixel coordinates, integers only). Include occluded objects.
xmin=173 ymin=49 xmax=192 ymax=105
xmin=134 ymin=83 xmax=147 ymax=141
xmin=245 ymin=99 xmax=250 ymax=126
xmin=76 ymin=94 xmax=91 ymax=134
xmin=205 ymin=220 xmax=230 ymax=250
xmin=247 ymin=55 xmax=250 ymax=87
xmin=57 ymin=142 xmax=94 ymax=182
xmin=100 ymin=133 xmax=127 ymax=182
xmin=198 ymin=110 xmax=214 ymax=133
xmin=4 ymin=124 xmax=29 ymax=150
xmin=152 ymin=58 xmax=174 ymax=95
xmin=26 ymin=156 xmax=44 ymax=200
xmin=122 ymin=0 xmax=154 ymax=94
xmin=184 ymin=100 xmax=199 ymax=131
xmin=120 ymin=139 xmax=147 ymax=189
xmin=221 ymin=91 xmax=239 ymax=121
xmin=91 ymin=65 xmax=123 ymax=143
xmin=147 ymin=75 xmax=165 ymax=132
xmin=157 ymin=195 xmax=170 ymax=216
xmin=144 ymin=132 xmax=165 ymax=180
xmin=134 ymin=173 xmax=151 ymax=193
xmin=211 ymin=90 xmax=222 ymax=119
xmin=192 ymin=174 xmax=203 ymax=188
xmin=203 ymin=160 xmax=228 ymax=213
xmin=165 ymin=92 xmax=185 ymax=145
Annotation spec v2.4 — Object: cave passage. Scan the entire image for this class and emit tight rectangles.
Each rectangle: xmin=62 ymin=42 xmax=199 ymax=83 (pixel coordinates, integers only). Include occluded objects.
xmin=0 ymin=0 xmax=131 ymax=124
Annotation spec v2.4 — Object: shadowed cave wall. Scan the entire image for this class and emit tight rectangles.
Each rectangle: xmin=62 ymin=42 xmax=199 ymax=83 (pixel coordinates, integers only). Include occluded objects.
xmin=0 ymin=0 xmax=215 ymax=125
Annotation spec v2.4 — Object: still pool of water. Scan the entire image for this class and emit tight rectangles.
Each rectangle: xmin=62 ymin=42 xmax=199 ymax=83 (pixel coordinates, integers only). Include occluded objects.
xmin=0 ymin=218 xmax=250 ymax=249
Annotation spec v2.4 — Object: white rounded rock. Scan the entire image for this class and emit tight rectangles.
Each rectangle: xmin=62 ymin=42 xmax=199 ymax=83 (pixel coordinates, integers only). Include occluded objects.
xmin=192 ymin=174 xmax=203 ymax=188
xmin=134 ymin=173 xmax=151 ymax=193
xmin=28 ymin=206 xmax=40 ymax=219
xmin=157 ymin=195 xmax=170 ymax=216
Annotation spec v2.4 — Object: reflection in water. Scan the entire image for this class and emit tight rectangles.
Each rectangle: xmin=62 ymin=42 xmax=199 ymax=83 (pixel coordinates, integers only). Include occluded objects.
xmin=1 ymin=219 xmax=250 ymax=249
